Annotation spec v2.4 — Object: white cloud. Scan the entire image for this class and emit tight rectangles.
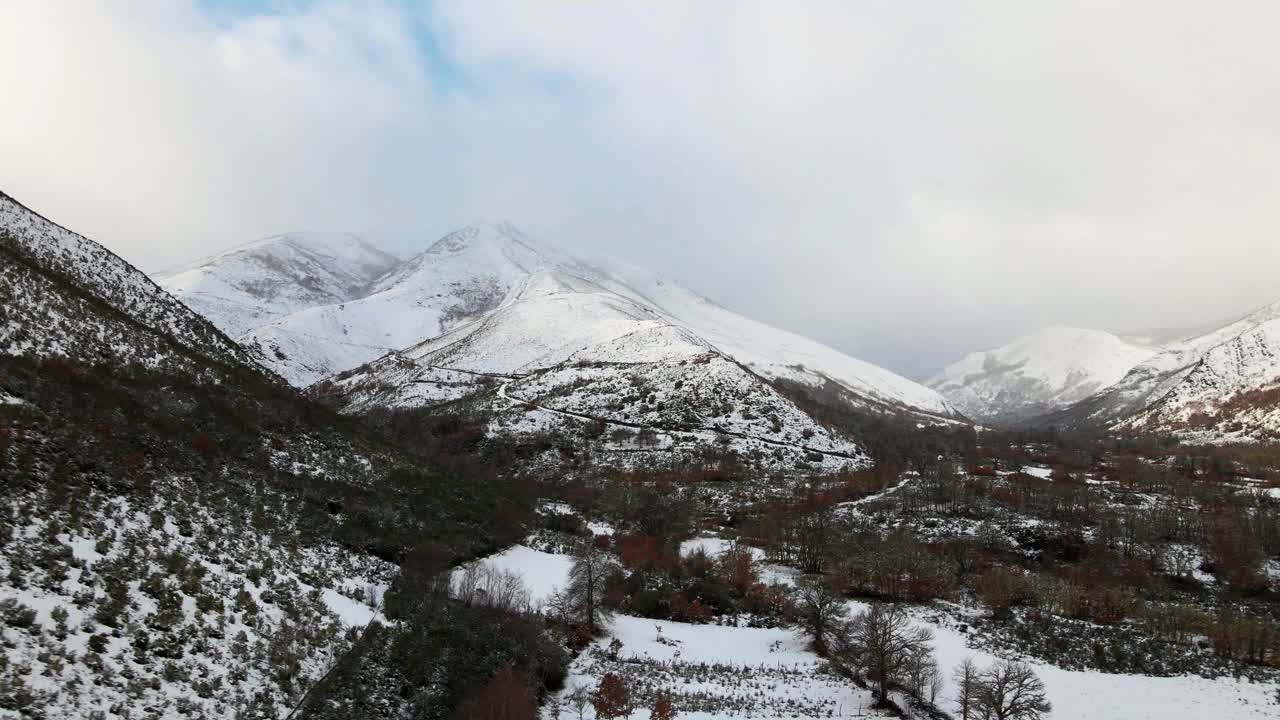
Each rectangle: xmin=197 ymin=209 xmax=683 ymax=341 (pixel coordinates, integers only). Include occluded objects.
xmin=3 ymin=1 xmax=1279 ymax=377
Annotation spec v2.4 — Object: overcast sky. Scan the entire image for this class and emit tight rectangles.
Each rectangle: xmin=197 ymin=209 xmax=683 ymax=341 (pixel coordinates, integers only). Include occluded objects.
xmin=3 ymin=2 xmax=1279 ymax=379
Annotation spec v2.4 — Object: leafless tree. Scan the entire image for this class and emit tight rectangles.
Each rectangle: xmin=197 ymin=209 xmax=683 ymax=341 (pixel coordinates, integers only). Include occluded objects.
xmin=793 ymin=576 xmax=847 ymax=653
xmin=837 ymin=602 xmax=935 ymax=705
xmin=544 ymin=589 xmax=574 ymax=625
xmin=975 ymin=660 xmax=1052 ymax=720
xmin=567 ymin=684 xmax=590 ymax=720
xmin=953 ymin=656 xmax=981 ymax=720
xmin=455 ymin=563 xmax=532 ymax=613
xmin=568 ymin=538 xmax=616 ymax=632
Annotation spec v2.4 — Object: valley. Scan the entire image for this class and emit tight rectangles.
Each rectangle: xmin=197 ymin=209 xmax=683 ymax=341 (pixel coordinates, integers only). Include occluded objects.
xmin=5 ymin=5 xmax=1279 ymax=719
xmin=1 ymin=195 xmax=1277 ymax=720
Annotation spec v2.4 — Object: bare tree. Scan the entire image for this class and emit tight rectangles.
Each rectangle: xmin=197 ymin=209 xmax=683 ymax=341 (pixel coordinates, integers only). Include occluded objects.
xmin=904 ymin=647 xmax=943 ymax=704
xmin=927 ymin=660 xmax=945 ymax=705
xmin=793 ymin=576 xmax=847 ymax=654
xmin=567 ymin=685 xmax=590 ymax=720
xmin=953 ymin=656 xmax=981 ymax=720
xmin=455 ymin=563 xmax=532 ymax=613
xmin=975 ymin=660 xmax=1052 ymax=720
xmin=544 ymin=589 xmax=574 ymax=626
xmin=568 ymin=538 xmax=616 ymax=632
xmin=837 ymin=602 xmax=935 ymax=706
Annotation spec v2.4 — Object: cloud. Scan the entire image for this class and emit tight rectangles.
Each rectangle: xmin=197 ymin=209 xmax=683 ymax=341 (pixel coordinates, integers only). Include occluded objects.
xmin=3 ymin=1 xmax=1279 ymax=378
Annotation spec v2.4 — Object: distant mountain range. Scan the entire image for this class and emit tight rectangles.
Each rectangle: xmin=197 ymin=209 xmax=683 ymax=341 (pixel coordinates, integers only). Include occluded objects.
xmin=24 ymin=192 xmax=1267 ymax=448
xmin=928 ymin=326 xmax=1158 ymax=425
xmin=158 ymin=223 xmax=966 ymax=472
xmin=930 ymin=311 xmax=1280 ymax=442
xmin=1059 ymin=302 xmax=1280 ymax=442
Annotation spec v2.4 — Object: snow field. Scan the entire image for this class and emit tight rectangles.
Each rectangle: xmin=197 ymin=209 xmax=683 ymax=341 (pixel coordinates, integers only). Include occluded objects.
xmin=465 ymin=530 xmax=1279 ymax=720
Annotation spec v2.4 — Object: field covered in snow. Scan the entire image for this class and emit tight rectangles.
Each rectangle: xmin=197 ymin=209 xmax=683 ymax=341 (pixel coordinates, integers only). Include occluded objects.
xmin=461 ymin=529 xmax=1278 ymax=720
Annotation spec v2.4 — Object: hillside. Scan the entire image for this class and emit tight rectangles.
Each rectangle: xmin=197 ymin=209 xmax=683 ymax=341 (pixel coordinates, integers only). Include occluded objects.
xmin=1 ymin=191 xmax=261 ymax=372
xmin=158 ymin=225 xmax=956 ymax=418
xmin=1048 ymin=301 xmax=1280 ymax=442
xmin=0 ymin=193 xmax=555 ymax=719
xmin=322 ymin=268 xmax=869 ymax=473
xmin=928 ymin=326 xmax=1156 ymax=425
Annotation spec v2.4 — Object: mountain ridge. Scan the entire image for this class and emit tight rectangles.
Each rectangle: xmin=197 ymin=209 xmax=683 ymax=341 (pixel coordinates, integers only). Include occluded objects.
xmin=1029 ymin=300 xmax=1280 ymax=441
xmin=159 ymin=224 xmax=960 ymax=425
xmin=927 ymin=325 xmax=1156 ymax=425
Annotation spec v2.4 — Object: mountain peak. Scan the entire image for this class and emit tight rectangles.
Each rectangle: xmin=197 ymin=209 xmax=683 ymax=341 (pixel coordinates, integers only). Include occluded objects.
xmin=423 ymin=225 xmax=483 ymax=255
xmin=158 ymin=221 xmax=957 ymax=425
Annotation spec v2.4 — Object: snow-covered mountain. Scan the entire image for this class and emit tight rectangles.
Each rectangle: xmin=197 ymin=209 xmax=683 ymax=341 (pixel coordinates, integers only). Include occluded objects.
xmin=569 ymin=256 xmax=956 ymax=420
xmin=323 ymin=266 xmax=869 ymax=472
xmin=159 ymin=224 xmax=960 ymax=421
xmin=159 ymin=224 xmax=560 ymax=386
xmin=1064 ymin=301 xmax=1280 ymax=442
xmin=928 ymin=326 xmax=1157 ymax=425
xmin=160 ymin=223 xmax=962 ymax=472
xmin=157 ymin=232 xmax=401 ymax=338
xmin=1 ymin=191 xmax=261 ymax=371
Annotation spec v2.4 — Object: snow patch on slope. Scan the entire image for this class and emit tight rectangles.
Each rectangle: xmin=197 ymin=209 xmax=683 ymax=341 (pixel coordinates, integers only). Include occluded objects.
xmin=575 ymin=256 xmax=959 ymax=418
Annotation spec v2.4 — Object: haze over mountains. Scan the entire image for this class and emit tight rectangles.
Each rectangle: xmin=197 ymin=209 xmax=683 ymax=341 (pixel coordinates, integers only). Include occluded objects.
xmin=7 ymin=175 xmax=1273 ymax=456
xmin=1057 ymin=300 xmax=1280 ymax=442
xmin=928 ymin=326 xmax=1159 ymax=425
xmin=930 ymin=311 xmax=1280 ymax=442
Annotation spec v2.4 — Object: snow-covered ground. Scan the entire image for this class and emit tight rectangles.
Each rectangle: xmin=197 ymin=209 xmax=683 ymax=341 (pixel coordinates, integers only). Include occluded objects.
xmin=452 ymin=544 xmax=576 ymax=608
xmin=1020 ymin=465 xmax=1054 ymax=479
xmin=866 ymin=600 xmax=1278 ymax=720
xmin=467 ymin=534 xmax=1278 ymax=720
xmin=0 ymin=482 xmax=393 ymax=719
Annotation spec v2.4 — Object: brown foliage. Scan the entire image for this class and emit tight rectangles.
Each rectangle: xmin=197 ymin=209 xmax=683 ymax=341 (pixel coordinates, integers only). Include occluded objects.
xmin=649 ymin=689 xmax=677 ymax=720
xmin=592 ymin=673 xmax=633 ymax=720
xmin=454 ymin=666 xmax=537 ymax=720
xmin=972 ymin=566 xmax=1023 ymax=619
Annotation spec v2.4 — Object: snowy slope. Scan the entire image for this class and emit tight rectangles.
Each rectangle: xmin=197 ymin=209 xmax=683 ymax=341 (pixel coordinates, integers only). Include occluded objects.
xmin=327 ymin=267 xmax=869 ymax=473
xmin=1118 ymin=312 xmax=1280 ymax=441
xmin=927 ymin=326 xmax=1157 ymax=424
xmin=570 ymin=257 xmax=959 ymax=419
xmin=157 ymin=231 xmax=400 ymax=337
xmin=166 ymin=223 xmax=958 ymax=426
xmin=1057 ymin=301 xmax=1280 ymax=441
xmin=161 ymin=224 xmax=564 ymax=385
xmin=0 ymin=190 xmax=261 ymax=371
